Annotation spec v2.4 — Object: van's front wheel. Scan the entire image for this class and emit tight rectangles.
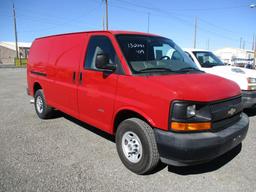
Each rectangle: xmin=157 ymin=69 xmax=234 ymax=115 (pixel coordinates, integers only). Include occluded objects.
xmin=116 ymin=118 xmax=159 ymax=174
xmin=34 ymin=89 xmax=53 ymax=119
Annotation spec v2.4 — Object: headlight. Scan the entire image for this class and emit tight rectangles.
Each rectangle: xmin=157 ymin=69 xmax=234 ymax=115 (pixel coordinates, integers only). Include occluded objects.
xmin=248 ymin=85 xmax=256 ymax=90
xmin=231 ymin=68 xmax=245 ymax=74
xmin=247 ymin=77 xmax=256 ymax=84
xmin=170 ymin=101 xmax=211 ymax=132
xmin=186 ymin=104 xmax=196 ymax=118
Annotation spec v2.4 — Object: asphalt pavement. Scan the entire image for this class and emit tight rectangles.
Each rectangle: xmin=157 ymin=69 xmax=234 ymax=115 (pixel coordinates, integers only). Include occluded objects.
xmin=0 ymin=68 xmax=256 ymax=192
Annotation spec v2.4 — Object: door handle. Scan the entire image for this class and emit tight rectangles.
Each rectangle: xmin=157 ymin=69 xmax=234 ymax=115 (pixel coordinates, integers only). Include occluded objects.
xmin=72 ymin=72 xmax=76 ymax=82
xmin=79 ymin=72 xmax=83 ymax=84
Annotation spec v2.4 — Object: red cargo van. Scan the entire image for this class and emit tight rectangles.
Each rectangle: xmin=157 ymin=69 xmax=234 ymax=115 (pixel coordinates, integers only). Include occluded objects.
xmin=27 ymin=31 xmax=249 ymax=174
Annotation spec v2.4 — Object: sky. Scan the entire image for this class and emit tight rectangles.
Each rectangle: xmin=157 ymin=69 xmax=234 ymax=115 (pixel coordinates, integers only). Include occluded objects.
xmin=0 ymin=0 xmax=256 ymax=51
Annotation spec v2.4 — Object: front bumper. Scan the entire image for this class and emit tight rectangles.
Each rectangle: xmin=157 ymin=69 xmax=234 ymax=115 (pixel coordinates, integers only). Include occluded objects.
xmin=154 ymin=113 xmax=249 ymax=166
xmin=242 ymin=90 xmax=256 ymax=109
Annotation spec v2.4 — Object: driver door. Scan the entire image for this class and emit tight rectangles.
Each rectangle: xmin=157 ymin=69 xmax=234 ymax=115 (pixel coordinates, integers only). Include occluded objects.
xmin=77 ymin=34 xmax=121 ymax=133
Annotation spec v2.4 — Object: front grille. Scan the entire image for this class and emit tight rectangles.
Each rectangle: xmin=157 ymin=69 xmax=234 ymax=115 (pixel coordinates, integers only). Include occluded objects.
xmin=210 ymin=96 xmax=243 ymax=122
xmin=242 ymin=90 xmax=256 ymax=98
xmin=208 ymin=96 xmax=243 ymax=132
xmin=211 ymin=113 xmax=241 ymax=132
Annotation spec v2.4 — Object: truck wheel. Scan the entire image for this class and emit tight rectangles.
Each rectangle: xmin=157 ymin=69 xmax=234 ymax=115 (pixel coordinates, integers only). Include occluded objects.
xmin=116 ymin=118 xmax=159 ymax=174
xmin=34 ymin=89 xmax=53 ymax=119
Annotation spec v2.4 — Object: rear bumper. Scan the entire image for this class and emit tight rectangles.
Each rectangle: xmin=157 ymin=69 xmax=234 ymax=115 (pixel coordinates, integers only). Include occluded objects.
xmin=154 ymin=113 xmax=249 ymax=166
xmin=242 ymin=90 xmax=256 ymax=108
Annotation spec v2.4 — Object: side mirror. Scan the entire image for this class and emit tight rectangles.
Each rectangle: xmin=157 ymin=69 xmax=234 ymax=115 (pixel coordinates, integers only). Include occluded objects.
xmin=95 ymin=53 xmax=116 ymax=71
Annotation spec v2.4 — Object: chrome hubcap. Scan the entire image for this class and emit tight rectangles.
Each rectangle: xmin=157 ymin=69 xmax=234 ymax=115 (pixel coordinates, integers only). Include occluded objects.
xmin=36 ymin=96 xmax=43 ymax=114
xmin=122 ymin=131 xmax=142 ymax=163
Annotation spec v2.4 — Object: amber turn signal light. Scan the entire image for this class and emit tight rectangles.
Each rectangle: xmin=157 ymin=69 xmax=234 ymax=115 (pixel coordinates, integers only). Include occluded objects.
xmin=171 ymin=122 xmax=211 ymax=131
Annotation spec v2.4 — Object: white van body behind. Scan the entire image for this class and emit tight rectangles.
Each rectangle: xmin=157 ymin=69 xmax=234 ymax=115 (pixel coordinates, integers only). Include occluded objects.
xmin=184 ymin=48 xmax=256 ymax=109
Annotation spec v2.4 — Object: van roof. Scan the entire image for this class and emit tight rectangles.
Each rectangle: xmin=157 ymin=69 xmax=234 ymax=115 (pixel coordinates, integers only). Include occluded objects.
xmin=36 ymin=30 xmax=159 ymax=40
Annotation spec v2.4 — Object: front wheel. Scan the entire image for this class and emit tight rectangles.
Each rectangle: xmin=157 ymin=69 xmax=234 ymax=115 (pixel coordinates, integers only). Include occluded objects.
xmin=115 ymin=118 xmax=159 ymax=174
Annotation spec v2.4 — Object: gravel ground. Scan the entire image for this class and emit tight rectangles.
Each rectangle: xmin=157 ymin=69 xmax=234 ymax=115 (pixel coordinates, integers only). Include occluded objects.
xmin=0 ymin=68 xmax=256 ymax=192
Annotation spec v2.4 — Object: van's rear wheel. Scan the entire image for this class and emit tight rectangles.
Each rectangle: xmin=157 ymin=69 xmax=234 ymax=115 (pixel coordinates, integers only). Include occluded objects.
xmin=34 ymin=89 xmax=53 ymax=119
xmin=116 ymin=118 xmax=159 ymax=175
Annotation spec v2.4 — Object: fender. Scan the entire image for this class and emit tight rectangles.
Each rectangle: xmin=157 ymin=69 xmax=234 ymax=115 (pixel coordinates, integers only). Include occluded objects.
xmin=32 ymin=81 xmax=44 ymax=96
xmin=112 ymin=106 xmax=157 ymax=133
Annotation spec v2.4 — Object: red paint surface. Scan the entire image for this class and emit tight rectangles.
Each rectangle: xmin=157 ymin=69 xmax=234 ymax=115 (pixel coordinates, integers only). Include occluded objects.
xmin=27 ymin=31 xmax=241 ymax=134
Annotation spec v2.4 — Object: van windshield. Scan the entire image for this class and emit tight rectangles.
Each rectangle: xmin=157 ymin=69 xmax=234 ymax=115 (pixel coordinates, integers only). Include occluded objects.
xmin=192 ymin=51 xmax=225 ymax=68
xmin=116 ymin=35 xmax=200 ymax=74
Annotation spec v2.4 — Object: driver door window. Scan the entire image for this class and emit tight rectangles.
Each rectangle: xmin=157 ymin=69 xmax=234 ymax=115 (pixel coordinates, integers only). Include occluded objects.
xmin=84 ymin=36 xmax=120 ymax=71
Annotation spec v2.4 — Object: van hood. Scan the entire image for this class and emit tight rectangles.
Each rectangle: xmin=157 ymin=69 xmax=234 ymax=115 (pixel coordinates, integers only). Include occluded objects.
xmin=147 ymin=73 xmax=241 ymax=102
xmin=204 ymin=65 xmax=256 ymax=78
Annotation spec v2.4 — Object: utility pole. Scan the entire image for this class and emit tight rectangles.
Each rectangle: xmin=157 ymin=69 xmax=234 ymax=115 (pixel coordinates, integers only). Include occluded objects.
xmin=243 ymin=40 xmax=245 ymax=50
xmin=206 ymin=39 xmax=210 ymax=50
xmin=193 ymin=17 xmax=197 ymax=49
xmin=254 ymin=34 xmax=256 ymax=50
xmin=12 ymin=3 xmax=20 ymax=65
xmin=240 ymin=37 xmax=242 ymax=49
xmin=250 ymin=3 xmax=256 ymax=66
xmin=254 ymin=34 xmax=256 ymax=67
xmin=252 ymin=34 xmax=255 ymax=51
xmin=105 ymin=0 xmax=108 ymax=30
xmin=147 ymin=13 xmax=150 ymax=33
xmin=103 ymin=14 xmax=105 ymax=30
xmin=255 ymin=34 xmax=256 ymax=51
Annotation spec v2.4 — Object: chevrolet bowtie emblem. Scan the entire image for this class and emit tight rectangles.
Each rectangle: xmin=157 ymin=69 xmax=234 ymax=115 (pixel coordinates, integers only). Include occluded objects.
xmin=228 ymin=108 xmax=236 ymax=116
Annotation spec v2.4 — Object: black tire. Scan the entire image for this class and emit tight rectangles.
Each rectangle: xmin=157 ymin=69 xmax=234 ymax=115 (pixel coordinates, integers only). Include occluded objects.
xmin=115 ymin=118 xmax=159 ymax=174
xmin=34 ymin=89 xmax=53 ymax=119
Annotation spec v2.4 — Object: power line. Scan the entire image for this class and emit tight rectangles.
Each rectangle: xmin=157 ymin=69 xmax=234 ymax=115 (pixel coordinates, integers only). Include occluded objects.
xmin=19 ymin=6 xmax=99 ymax=34
xmin=15 ymin=0 xmax=98 ymax=22
xmin=0 ymin=13 xmax=12 ymax=18
xmin=197 ymin=25 xmax=239 ymax=42
xmin=198 ymin=18 xmax=235 ymax=34
xmin=111 ymin=0 xmax=252 ymax=47
xmin=108 ymin=3 xmax=148 ymax=15
xmin=113 ymin=0 xmax=247 ymax=12
xmin=124 ymin=0 xmax=252 ymax=42
xmin=6 ymin=0 xmax=253 ymax=50
xmin=108 ymin=3 xmax=153 ymax=33
xmin=13 ymin=0 xmax=100 ymax=33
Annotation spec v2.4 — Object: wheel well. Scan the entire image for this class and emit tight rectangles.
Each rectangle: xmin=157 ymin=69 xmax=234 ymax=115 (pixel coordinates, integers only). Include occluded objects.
xmin=33 ymin=82 xmax=42 ymax=95
xmin=113 ymin=110 xmax=152 ymax=134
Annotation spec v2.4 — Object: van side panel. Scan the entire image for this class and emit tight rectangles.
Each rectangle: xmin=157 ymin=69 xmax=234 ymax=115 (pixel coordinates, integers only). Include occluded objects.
xmin=28 ymin=34 xmax=87 ymax=118
xmin=47 ymin=34 xmax=87 ymax=117
xmin=27 ymin=38 xmax=52 ymax=99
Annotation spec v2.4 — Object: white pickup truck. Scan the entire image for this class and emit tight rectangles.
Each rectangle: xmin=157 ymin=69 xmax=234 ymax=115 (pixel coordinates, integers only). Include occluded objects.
xmin=184 ymin=49 xmax=256 ymax=109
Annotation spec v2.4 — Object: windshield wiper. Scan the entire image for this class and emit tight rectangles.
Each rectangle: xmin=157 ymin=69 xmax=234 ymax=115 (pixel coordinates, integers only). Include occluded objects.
xmin=138 ymin=67 xmax=175 ymax=73
xmin=175 ymin=67 xmax=202 ymax=73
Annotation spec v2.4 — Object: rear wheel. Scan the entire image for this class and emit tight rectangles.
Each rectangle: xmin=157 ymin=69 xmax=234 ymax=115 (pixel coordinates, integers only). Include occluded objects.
xmin=34 ymin=89 xmax=53 ymax=119
xmin=116 ymin=118 xmax=159 ymax=174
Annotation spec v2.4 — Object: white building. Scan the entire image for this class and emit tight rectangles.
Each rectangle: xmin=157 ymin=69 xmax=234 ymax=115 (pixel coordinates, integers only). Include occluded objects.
xmin=214 ymin=47 xmax=255 ymax=67
xmin=0 ymin=42 xmax=31 ymax=64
